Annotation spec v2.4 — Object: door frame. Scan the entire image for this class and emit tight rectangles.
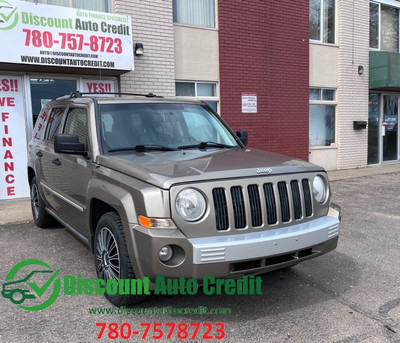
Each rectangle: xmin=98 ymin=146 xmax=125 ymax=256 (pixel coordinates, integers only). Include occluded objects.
xmin=368 ymin=92 xmax=400 ymax=165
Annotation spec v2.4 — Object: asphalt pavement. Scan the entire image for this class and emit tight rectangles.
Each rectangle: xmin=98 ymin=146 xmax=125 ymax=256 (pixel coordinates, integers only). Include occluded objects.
xmin=1 ymin=165 xmax=400 ymax=342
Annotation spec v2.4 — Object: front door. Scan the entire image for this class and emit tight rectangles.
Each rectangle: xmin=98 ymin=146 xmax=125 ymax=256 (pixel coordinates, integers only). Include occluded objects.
xmin=382 ymin=95 xmax=398 ymax=161
xmin=368 ymin=93 xmax=399 ymax=164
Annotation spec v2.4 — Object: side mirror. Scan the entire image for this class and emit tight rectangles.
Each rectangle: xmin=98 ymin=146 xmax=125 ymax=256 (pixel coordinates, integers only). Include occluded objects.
xmin=236 ymin=130 xmax=248 ymax=146
xmin=54 ymin=134 xmax=86 ymax=155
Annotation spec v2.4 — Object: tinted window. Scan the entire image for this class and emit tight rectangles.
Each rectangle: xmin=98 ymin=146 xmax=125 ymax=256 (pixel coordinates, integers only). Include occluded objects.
xmin=45 ymin=107 xmax=65 ymax=141
xmin=99 ymin=103 xmax=237 ymax=151
xmin=63 ymin=108 xmax=88 ymax=148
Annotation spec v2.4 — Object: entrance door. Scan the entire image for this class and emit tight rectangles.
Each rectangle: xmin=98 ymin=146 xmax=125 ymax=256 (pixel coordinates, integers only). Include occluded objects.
xmin=382 ymin=95 xmax=398 ymax=161
xmin=368 ymin=93 xmax=399 ymax=164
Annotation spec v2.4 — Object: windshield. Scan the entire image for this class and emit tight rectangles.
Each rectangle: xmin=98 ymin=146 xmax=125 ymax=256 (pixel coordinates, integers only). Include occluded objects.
xmin=99 ymin=103 xmax=239 ymax=153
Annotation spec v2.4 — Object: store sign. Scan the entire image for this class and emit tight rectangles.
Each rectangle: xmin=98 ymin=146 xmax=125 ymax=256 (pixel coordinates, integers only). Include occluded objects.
xmin=242 ymin=92 xmax=257 ymax=113
xmin=0 ymin=75 xmax=30 ymax=200
xmin=80 ymin=79 xmax=116 ymax=95
xmin=0 ymin=0 xmax=133 ymax=71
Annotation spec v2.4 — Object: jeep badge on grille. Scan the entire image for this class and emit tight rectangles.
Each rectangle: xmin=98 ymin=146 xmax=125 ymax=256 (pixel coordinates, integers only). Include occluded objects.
xmin=256 ymin=168 xmax=273 ymax=175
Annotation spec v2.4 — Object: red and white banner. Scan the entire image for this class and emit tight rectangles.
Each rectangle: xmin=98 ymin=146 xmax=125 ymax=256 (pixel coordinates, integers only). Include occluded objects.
xmin=0 ymin=75 xmax=30 ymax=200
xmin=0 ymin=0 xmax=133 ymax=71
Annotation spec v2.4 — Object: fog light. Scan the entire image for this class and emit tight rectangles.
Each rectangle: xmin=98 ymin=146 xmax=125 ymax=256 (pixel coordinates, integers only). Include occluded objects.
xmin=159 ymin=245 xmax=173 ymax=262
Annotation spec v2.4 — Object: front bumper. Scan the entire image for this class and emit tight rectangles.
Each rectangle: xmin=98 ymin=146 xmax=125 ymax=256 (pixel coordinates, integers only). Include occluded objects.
xmin=189 ymin=215 xmax=339 ymax=264
xmin=125 ymin=203 xmax=341 ymax=286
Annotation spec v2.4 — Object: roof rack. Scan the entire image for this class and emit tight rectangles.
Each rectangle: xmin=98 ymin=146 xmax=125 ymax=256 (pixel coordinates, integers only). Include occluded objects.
xmin=52 ymin=91 xmax=162 ymax=101
xmin=69 ymin=91 xmax=162 ymax=98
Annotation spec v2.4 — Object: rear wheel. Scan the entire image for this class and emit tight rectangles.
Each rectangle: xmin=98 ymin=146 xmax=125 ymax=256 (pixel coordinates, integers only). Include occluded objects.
xmin=94 ymin=212 xmax=147 ymax=306
xmin=30 ymin=177 xmax=55 ymax=228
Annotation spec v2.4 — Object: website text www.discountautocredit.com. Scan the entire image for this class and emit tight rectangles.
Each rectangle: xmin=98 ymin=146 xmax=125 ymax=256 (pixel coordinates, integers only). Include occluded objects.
xmin=20 ymin=55 xmax=115 ymax=68
xmin=88 ymin=305 xmax=232 ymax=316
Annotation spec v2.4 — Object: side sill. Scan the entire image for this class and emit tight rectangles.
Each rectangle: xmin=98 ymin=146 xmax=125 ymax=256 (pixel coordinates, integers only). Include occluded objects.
xmin=46 ymin=208 xmax=90 ymax=247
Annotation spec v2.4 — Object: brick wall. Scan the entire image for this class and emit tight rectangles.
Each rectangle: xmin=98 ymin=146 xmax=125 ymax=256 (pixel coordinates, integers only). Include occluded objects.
xmin=115 ymin=0 xmax=175 ymax=97
xmin=337 ymin=0 xmax=369 ymax=169
xmin=218 ymin=0 xmax=309 ymax=160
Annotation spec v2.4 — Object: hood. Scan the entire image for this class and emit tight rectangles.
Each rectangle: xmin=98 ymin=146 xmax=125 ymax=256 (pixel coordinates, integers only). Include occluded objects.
xmin=97 ymin=148 xmax=325 ymax=189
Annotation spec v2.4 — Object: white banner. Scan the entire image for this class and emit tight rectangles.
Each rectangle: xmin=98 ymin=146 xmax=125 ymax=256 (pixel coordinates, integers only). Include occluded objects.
xmin=0 ymin=0 xmax=133 ymax=71
xmin=0 ymin=75 xmax=30 ymax=200
xmin=242 ymin=92 xmax=257 ymax=113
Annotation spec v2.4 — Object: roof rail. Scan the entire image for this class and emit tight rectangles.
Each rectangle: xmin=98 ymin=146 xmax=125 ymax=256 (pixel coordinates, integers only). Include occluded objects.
xmin=69 ymin=91 xmax=162 ymax=98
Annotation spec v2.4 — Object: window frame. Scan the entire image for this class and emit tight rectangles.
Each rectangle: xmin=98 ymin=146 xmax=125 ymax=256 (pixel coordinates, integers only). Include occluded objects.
xmin=369 ymin=0 xmax=400 ymax=52
xmin=309 ymin=87 xmax=337 ymax=148
xmin=173 ymin=0 xmax=217 ymax=29
xmin=309 ymin=0 xmax=337 ymax=45
xmin=175 ymin=81 xmax=219 ymax=112
xmin=370 ymin=1 xmax=382 ymax=50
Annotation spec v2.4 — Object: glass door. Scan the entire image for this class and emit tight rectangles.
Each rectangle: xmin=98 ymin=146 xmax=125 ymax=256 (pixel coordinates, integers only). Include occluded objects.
xmin=382 ymin=95 xmax=398 ymax=161
xmin=368 ymin=93 xmax=380 ymax=164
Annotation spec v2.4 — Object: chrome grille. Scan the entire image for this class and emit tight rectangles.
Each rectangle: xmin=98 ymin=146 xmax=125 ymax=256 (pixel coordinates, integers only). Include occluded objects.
xmin=213 ymin=179 xmax=313 ymax=231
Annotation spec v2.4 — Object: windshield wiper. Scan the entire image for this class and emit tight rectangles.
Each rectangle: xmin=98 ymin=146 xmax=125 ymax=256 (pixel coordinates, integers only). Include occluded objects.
xmin=108 ymin=145 xmax=177 ymax=152
xmin=177 ymin=141 xmax=238 ymax=150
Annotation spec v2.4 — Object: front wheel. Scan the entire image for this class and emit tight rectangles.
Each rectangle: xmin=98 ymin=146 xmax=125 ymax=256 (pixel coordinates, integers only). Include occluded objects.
xmin=94 ymin=212 xmax=147 ymax=306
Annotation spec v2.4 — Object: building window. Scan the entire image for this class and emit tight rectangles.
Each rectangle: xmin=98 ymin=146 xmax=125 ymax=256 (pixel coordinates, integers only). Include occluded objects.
xmin=309 ymin=0 xmax=335 ymax=44
xmin=370 ymin=1 xmax=400 ymax=52
xmin=173 ymin=0 xmax=215 ymax=28
xmin=22 ymin=0 xmax=110 ymax=12
xmin=309 ymin=88 xmax=336 ymax=147
xmin=176 ymin=81 xmax=218 ymax=111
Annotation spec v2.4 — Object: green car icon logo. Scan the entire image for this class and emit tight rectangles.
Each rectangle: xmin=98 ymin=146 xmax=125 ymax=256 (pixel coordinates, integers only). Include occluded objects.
xmin=1 ymin=259 xmax=61 ymax=311
xmin=2 ymin=270 xmax=60 ymax=304
xmin=0 ymin=0 xmax=18 ymax=30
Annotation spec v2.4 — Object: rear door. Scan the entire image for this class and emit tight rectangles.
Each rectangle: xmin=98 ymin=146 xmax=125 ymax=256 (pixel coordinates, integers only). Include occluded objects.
xmin=36 ymin=106 xmax=66 ymax=209
xmin=46 ymin=106 xmax=94 ymax=236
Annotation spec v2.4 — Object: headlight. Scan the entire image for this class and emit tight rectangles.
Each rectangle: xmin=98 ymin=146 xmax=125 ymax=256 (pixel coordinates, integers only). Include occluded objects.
xmin=175 ymin=188 xmax=206 ymax=221
xmin=312 ymin=176 xmax=327 ymax=203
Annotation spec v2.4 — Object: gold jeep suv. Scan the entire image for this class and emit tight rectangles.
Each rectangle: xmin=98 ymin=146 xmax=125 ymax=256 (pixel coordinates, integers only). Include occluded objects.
xmin=27 ymin=92 xmax=341 ymax=306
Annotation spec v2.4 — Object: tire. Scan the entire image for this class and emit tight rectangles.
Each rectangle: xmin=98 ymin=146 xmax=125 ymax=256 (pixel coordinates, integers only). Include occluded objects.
xmin=94 ymin=212 xmax=147 ymax=306
xmin=30 ymin=176 xmax=56 ymax=228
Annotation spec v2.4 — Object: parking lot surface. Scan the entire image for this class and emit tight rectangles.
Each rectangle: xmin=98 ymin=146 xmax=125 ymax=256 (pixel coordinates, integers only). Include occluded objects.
xmin=1 ymin=171 xmax=400 ymax=342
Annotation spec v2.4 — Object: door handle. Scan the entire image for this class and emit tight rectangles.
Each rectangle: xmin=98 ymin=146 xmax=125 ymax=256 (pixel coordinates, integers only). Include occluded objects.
xmin=36 ymin=151 xmax=43 ymax=157
xmin=52 ymin=158 xmax=61 ymax=166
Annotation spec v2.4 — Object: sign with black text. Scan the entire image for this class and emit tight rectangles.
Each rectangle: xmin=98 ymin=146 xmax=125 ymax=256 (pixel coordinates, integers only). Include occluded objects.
xmin=0 ymin=0 xmax=133 ymax=71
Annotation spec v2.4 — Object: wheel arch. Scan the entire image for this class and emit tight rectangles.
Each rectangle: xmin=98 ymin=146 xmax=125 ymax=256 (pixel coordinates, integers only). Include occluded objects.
xmin=27 ymin=167 xmax=35 ymax=186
